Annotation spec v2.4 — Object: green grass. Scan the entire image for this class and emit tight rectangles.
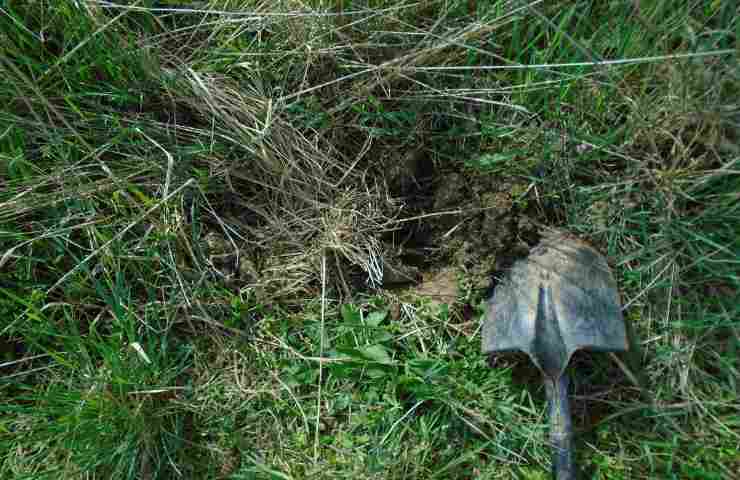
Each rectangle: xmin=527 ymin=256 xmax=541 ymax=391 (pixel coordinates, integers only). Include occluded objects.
xmin=1 ymin=1 xmax=738 ymax=479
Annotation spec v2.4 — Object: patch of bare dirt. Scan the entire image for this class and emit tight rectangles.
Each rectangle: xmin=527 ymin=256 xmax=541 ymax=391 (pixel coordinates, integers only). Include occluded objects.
xmin=380 ymin=157 xmax=543 ymax=304
xmin=412 ymin=267 xmax=460 ymax=308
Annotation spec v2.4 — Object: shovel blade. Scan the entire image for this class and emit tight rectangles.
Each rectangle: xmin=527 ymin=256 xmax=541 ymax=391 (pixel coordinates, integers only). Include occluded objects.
xmin=482 ymin=233 xmax=628 ymax=379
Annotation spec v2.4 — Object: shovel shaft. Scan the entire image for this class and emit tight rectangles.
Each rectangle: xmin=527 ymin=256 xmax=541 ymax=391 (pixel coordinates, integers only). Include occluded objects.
xmin=546 ymin=374 xmax=575 ymax=480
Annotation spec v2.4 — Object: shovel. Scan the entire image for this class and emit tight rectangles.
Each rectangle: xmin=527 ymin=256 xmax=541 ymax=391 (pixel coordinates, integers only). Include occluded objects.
xmin=482 ymin=232 xmax=628 ymax=479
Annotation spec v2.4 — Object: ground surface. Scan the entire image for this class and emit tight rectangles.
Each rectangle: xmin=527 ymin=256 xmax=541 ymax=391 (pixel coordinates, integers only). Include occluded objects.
xmin=1 ymin=1 xmax=739 ymax=479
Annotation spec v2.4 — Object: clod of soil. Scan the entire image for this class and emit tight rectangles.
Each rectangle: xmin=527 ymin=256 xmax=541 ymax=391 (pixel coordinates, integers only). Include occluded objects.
xmin=385 ymin=149 xmax=434 ymax=196
xmin=382 ymin=254 xmax=421 ymax=285
xmin=412 ymin=267 xmax=460 ymax=308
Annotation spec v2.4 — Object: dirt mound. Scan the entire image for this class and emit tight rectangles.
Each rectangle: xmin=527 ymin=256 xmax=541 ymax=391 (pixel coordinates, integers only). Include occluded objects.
xmin=381 ymin=159 xmax=545 ymax=304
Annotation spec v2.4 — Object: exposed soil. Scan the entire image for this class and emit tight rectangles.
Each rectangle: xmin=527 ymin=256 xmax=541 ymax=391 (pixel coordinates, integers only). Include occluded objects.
xmin=379 ymin=150 xmax=546 ymax=303
xmin=198 ymin=143 xmax=556 ymax=309
xmin=381 ymin=155 xmax=643 ymax=440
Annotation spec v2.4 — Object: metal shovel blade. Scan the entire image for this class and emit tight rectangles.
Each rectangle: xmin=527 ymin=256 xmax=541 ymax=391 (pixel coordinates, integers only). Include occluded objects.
xmin=482 ymin=233 xmax=627 ymax=378
xmin=482 ymin=232 xmax=628 ymax=479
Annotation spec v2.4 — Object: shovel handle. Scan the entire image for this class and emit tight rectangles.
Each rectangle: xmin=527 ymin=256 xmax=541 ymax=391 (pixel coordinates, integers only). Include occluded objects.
xmin=546 ymin=374 xmax=575 ymax=480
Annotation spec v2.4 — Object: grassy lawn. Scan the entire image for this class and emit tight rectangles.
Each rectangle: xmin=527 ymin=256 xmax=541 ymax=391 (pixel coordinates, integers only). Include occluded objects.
xmin=1 ymin=1 xmax=738 ymax=479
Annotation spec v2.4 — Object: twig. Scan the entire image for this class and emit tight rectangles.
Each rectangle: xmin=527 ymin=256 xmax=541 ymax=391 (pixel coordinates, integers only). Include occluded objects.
xmin=314 ymin=253 xmax=328 ymax=463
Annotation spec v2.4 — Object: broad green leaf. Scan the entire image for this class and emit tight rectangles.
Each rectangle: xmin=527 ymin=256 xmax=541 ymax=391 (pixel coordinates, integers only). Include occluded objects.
xmin=365 ymin=310 xmax=387 ymax=327
xmin=341 ymin=304 xmax=360 ymax=324
xmin=358 ymin=344 xmax=393 ymax=365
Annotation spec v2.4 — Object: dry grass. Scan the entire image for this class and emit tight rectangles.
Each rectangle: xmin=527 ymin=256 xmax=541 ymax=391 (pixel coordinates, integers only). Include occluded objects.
xmin=167 ymin=67 xmax=398 ymax=300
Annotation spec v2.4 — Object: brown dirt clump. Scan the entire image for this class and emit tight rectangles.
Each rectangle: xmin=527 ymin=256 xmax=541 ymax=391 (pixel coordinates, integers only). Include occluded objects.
xmin=382 ymin=161 xmax=542 ymax=304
